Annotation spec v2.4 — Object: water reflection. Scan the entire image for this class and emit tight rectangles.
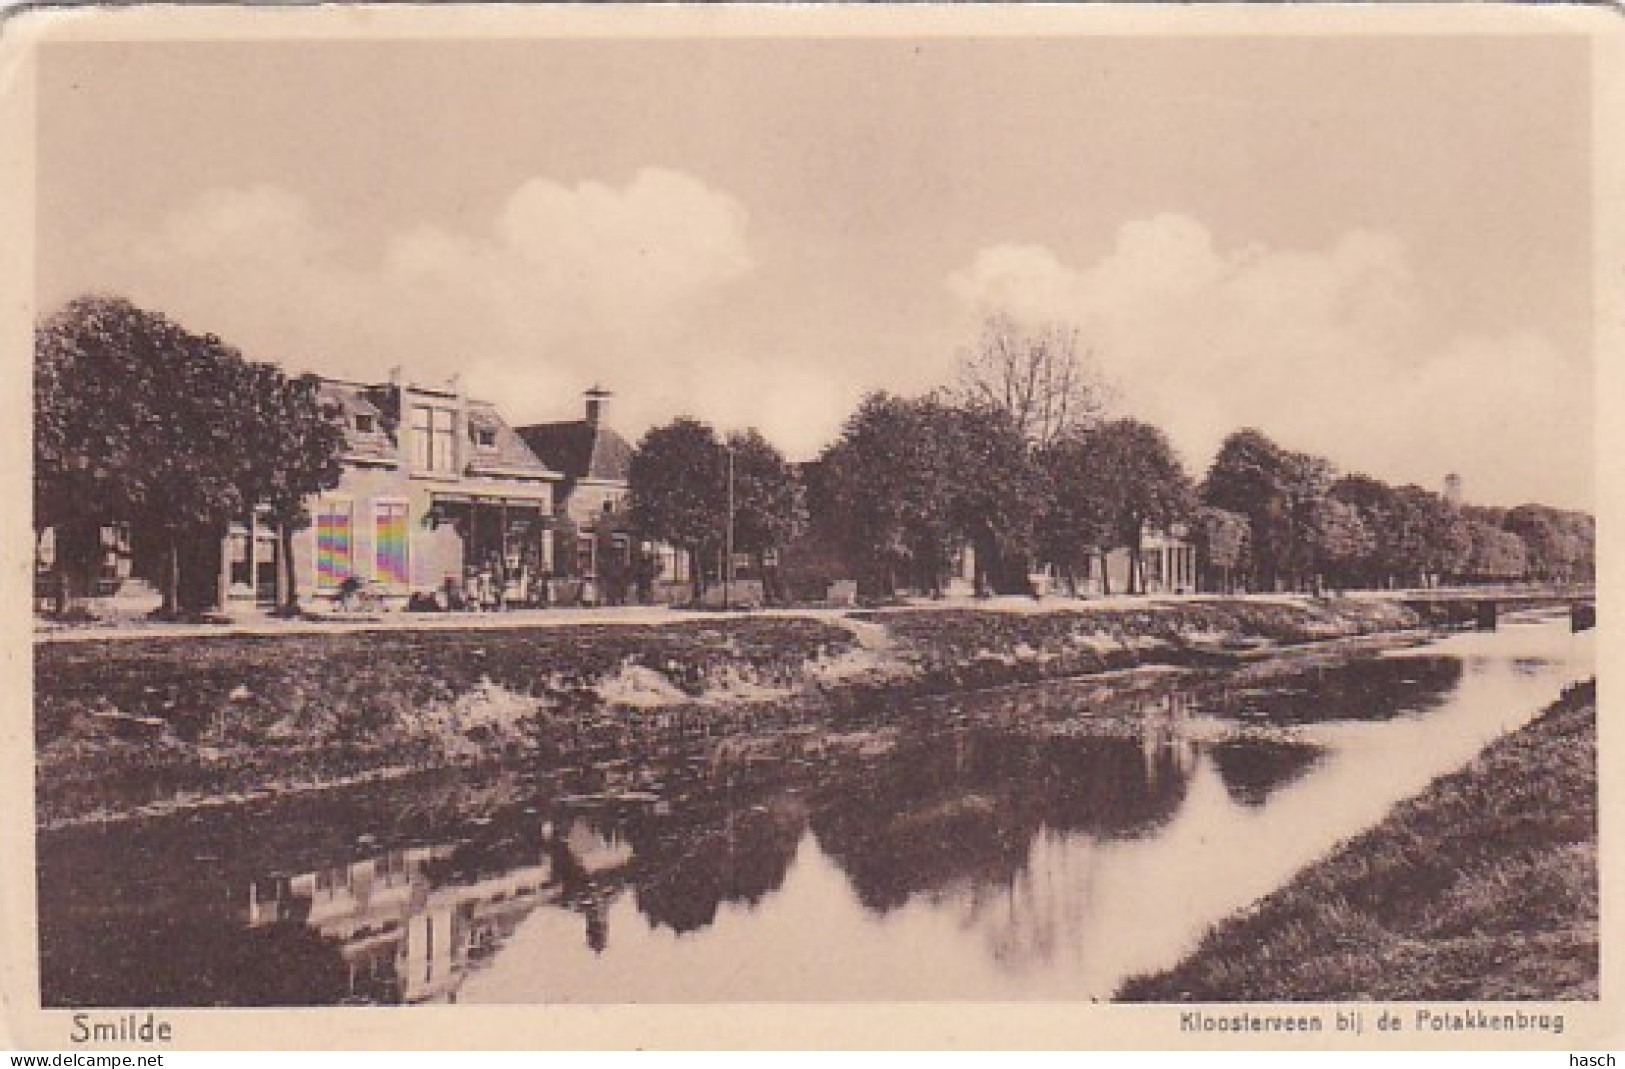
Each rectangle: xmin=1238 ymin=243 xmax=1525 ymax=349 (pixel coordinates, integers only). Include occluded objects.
xmin=242 ymin=816 xmax=625 ymax=1003
xmin=1208 ymin=741 xmax=1322 ymax=807
xmin=813 ymin=731 xmax=1184 ymax=913
xmin=37 ymin=618 xmax=1592 ymax=1005
xmin=1218 ymin=655 xmax=1464 ymax=725
xmin=629 ymin=796 xmax=808 ymax=934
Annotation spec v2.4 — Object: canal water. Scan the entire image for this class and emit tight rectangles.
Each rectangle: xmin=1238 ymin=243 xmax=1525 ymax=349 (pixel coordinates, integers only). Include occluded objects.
xmin=37 ymin=613 xmax=1593 ymax=1006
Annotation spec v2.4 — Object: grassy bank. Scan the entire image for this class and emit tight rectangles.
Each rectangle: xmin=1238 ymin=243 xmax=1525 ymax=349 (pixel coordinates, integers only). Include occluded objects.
xmin=1118 ymin=678 xmax=1598 ymax=1002
xmin=35 ymin=596 xmax=1420 ymax=827
xmin=35 ymin=617 xmax=856 ymax=827
xmin=866 ymin=596 xmax=1417 ymax=690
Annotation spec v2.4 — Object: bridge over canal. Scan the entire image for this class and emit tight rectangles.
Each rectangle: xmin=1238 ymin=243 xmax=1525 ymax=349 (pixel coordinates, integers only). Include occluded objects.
xmin=1371 ymin=585 xmax=1595 ymax=632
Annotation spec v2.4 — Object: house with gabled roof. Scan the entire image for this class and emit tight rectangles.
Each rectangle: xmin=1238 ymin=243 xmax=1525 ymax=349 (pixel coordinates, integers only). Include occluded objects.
xmin=516 ymin=387 xmax=633 ymax=524
xmin=515 ymin=387 xmax=652 ymax=586
xmin=223 ymin=369 xmax=563 ymax=609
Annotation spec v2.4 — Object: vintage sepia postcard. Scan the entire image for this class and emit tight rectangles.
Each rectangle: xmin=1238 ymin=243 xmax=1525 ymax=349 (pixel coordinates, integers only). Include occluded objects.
xmin=1 ymin=2 xmax=1620 ymax=1052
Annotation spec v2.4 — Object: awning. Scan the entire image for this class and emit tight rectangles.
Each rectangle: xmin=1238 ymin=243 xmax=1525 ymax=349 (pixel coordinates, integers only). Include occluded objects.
xmin=429 ymin=492 xmax=549 ymax=509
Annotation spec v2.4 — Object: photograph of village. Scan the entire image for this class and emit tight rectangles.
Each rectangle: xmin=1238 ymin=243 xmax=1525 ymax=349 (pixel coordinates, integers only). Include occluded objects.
xmin=21 ymin=19 xmax=1600 ymax=1024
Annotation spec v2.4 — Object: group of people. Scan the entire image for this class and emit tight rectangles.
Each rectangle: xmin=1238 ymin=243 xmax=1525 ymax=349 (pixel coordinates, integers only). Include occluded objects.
xmin=450 ymin=556 xmax=555 ymax=611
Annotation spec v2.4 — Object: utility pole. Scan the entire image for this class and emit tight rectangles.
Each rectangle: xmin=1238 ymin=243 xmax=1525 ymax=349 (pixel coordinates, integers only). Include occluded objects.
xmin=724 ymin=443 xmax=735 ymax=609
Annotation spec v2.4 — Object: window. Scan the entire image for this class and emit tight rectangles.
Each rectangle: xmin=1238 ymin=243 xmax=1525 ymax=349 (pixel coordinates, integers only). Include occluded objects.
xmin=315 ymin=499 xmax=354 ymax=588
xmin=474 ymin=428 xmax=497 ymax=449
xmin=578 ymin=533 xmax=596 ymax=576
xmin=227 ymin=531 xmax=251 ymax=588
xmin=411 ymin=404 xmax=457 ymax=473
xmin=354 ymin=413 xmax=376 ymax=434
xmin=665 ymin=545 xmax=688 ymax=584
xmin=375 ymin=501 xmax=410 ymax=589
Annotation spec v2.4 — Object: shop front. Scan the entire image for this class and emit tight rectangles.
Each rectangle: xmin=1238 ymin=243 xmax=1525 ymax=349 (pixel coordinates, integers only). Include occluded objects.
xmin=425 ymin=493 xmax=554 ymax=607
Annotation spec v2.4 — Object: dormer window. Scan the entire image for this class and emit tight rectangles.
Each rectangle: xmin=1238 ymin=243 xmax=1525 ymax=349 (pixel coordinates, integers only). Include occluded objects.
xmin=354 ymin=413 xmax=376 ymax=434
xmin=411 ymin=404 xmax=457 ymax=474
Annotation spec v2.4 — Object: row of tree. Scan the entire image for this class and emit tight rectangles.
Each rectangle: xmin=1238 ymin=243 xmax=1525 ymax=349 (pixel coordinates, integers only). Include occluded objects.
xmin=806 ymin=397 xmax=1198 ymax=596
xmin=622 ymin=317 xmax=1184 ymax=598
xmin=36 ymin=296 xmax=346 ymax=616
xmin=625 ymin=316 xmax=1594 ymax=598
xmin=625 ymin=394 xmax=1194 ymax=599
xmin=1198 ymin=429 xmax=1593 ymax=593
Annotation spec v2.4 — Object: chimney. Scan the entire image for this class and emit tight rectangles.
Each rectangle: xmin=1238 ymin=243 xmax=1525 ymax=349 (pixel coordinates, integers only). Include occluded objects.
xmin=585 ymin=385 xmax=611 ymax=426
xmin=1443 ymin=473 xmax=1463 ymax=506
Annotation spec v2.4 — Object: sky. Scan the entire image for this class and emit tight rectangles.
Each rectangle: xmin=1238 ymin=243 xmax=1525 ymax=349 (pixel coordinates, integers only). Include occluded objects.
xmin=35 ymin=33 xmax=1595 ymax=509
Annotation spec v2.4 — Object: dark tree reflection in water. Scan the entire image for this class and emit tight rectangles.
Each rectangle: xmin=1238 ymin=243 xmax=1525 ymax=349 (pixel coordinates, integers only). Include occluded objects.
xmin=1219 ymin=655 xmax=1463 ymax=725
xmin=1208 ymin=741 xmax=1323 ymax=807
xmin=629 ymin=795 xmax=809 ymax=934
xmin=812 ymin=733 xmax=1192 ymax=913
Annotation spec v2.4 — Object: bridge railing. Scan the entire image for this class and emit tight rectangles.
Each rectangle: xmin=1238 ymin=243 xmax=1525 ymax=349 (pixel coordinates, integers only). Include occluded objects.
xmin=1379 ymin=583 xmax=1594 ymax=604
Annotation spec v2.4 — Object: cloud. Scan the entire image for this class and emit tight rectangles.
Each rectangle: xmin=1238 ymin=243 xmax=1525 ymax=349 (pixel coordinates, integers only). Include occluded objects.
xmin=72 ymin=171 xmax=883 ymax=459
xmin=386 ymin=168 xmax=753 ymax=339
xmin=82 ymin=170 xmax=756 ymax=430
xmin=948 ymin=215 xmax=1590 ymax=508
xmin=156 ymin=185 xmax=338 ymax=265
xmin=60 ymin=191 xmax=1591 ymax=507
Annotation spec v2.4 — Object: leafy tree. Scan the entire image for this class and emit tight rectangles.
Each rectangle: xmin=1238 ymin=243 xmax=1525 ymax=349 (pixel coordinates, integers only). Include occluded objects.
xmin=1329 ymin=473 xmax=1403 ymax=587
xmin=235 ymin=366 xmax=347 ymax=615
xmin=944 ymin=403 xmax=1045 ymax=594
xmin=629 ymin=418 xmax=727 ymax=600
xmin=1502 ymin=505 xmax=1562 ymax=581
xmin=1433 ymin=506 xmax=1476 ymax=583
xmin=1035 ymin=433 xmax=1116 ymax=595
xmin=1460 ymin=503 xmax=1508 ymax=529
xmin=809 ymin=403 xmax=900 ymax=596
xmin=1466 ymin=520 xmax=1528 ymax=581
xmin=1203 ymin=430 xmax=1337 ymax=592
xmin=1381 ymin=486 xmax=1432 ymax=588
xmin=725 ymin=428 xmax=806 ymax=568
xmin=37 ymin=298 xmax=244 ymax=615
xmin=1201 ymin=429 xmax=1289 ymax=590
xmin=816 ymin=394 xmax=1045 ymax=597
xmin=955 ymin=313 xmax=1111 ymax=449
xmin=141 ymin=329 xmax=258 ymax=614
xmin=1192 ymin=505 xmax=1250 ymax=593
xmin=1275 ymin=450 xmax=1337 ymax=591
xmin=1203 ymin=433 xmax=1268 ymax=586
xmin=813 ymin=393 xmax=961 ymax=596
xmin=1075 ymin=419 xmax=1195 ymax=594
xmin=1552 ymin=510 xmax=1596 ymax=582
xmin=1384 ymin=485 xmax=1463 ymax=588
xmin=1503 ymin=504 xmax=1590 ymax=582
xmin=34 ymin=296 xmax=168 ymax=608
xmin=588 ymin=500 xmax=642 ymax=606
xmin=1332 ymin=477 xmax=1471 ymax=590
xmin=1306 ymin=496 xmax=1374 ymax=592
